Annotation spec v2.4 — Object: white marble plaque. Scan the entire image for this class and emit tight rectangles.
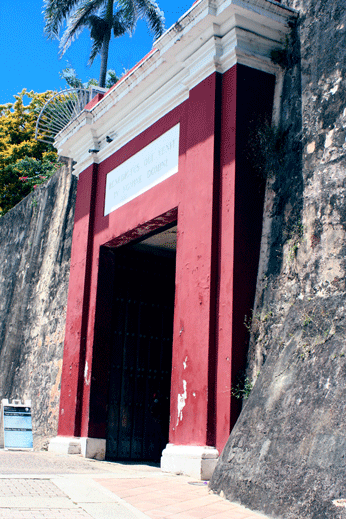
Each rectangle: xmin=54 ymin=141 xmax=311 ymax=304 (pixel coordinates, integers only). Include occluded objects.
xmin=105 ymin=124 xmax=180 ymax=216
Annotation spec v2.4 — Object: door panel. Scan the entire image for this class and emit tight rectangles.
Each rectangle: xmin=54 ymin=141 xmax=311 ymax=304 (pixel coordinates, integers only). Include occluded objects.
xmin=106 ymin=248 xmax=175 ymax=462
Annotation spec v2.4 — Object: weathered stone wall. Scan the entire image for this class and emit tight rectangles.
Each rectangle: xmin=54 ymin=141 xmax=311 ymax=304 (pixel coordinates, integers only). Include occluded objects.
xmin=0 ymin=160 xmax=76 ymax=450
xmin=210 ymin=1 xmax=346 ymax=517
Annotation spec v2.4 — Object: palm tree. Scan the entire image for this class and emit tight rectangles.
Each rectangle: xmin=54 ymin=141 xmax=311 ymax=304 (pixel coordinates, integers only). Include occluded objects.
xmin=44 ymin=0 xmax=165 ymax=87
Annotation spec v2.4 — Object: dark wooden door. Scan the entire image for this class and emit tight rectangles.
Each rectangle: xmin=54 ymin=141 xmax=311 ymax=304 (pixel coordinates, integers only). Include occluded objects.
xmin=106 ymin=248 xmax=175 ymax=462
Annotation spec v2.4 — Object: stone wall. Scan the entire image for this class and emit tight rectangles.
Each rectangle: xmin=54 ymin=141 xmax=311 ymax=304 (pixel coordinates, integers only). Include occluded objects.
xmin=210 ymin=1 xmax=346 ymax=518
xmin=0 ymin=160 xmax=77 ymax=450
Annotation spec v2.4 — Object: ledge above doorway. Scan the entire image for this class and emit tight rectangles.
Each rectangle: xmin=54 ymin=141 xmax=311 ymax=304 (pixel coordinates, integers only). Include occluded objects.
xmin=54 ymin=0 xmax=297 ymax=177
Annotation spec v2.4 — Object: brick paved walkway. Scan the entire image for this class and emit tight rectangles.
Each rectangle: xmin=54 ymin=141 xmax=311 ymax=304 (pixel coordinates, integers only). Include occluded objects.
xmin=0 ymin=479 xmax=64 ymax=497
xmin=0 ymin=478 xmax=93 ymax=518
xmin=96 ymin=476 xmax=269 ymax=519
xmin=0 ymin=451 xmax=271 ymax=519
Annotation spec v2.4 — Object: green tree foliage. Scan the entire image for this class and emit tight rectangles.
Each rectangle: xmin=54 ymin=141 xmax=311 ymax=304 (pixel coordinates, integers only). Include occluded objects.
xmin=60 ymin=65 xmax=119 ymax=89
xmin=44 ymin=0 xmax=165 ymax=87
xmin=0 ymin=90 xmax=59 ymax=216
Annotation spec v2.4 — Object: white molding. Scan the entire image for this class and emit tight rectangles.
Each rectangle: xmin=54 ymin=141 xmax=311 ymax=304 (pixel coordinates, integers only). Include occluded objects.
xmin=161 ymin=444 xmax=219 ymax=480
xmin=48 ymin=436 xmax=106 ymax=461
xmin=48 ymin=436 xmax=81 ymax=455
xmin=55 ymin=0 xmax=297 ymax=176
xmin=80 ymin=437 xmax=106 ymax=460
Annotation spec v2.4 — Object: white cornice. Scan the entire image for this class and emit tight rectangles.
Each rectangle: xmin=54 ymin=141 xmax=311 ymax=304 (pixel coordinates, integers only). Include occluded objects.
xmin=55 ymin=0 xmax=297 ymax=175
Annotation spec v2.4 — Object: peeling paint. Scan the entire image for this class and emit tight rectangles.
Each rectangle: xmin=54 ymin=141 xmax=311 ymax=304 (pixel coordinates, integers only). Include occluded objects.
xmin=176 ymin=379 xmax=187 ymax=426
xmin=84 ymin=361 xmax=90 ymax=385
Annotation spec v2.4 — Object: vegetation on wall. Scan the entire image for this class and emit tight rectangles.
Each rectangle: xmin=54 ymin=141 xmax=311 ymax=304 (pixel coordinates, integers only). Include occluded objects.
xmin=248 ymin=123 xmax=288 ymax=180
xmin=0 ymin=89 xmax=59 ymax=216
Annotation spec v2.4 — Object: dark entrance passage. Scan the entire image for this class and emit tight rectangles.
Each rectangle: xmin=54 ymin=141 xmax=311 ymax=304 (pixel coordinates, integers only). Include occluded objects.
xmin=106 ymin=238 xmax=176 ymax=462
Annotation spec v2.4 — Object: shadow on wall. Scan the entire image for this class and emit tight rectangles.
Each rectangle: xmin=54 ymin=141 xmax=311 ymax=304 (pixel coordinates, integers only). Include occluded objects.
xmin=211 ymin=4 xmax=346 ymax=517
xmin=267 ymin=19 xmax=303 ymax=279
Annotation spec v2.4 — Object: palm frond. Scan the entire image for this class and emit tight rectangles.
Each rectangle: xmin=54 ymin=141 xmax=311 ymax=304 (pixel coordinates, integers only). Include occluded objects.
xmin=59 ymin=19 xmax=84 ymax=56
xmin=44 ymin=0 xmax=165 ymax=87
xmin=116 ymin=0 xmax=164 ymax=39
xmin=134 ymin=0 xmax=165 ymax=38
xmin=88 ymin=14 xmax=109 ymax=38
xmin=116 ymin=0 xmax=137 ymax=30
xmin=58 ymin=0 xmax=106 ymax=55
xmin=88 ymin=36 xmax=105 ymax=65
xmin=112 ymin=10 xmax=131 ymax=37
xmin=72 ymin=0 xmax=106 ymax=26
xmin=87 ymin=9 xmax=129 ymax=66
xmin=98 ymin=2 xmax=110 ymax=20
xmin=43 ymin=0 xmax=81 ymax=38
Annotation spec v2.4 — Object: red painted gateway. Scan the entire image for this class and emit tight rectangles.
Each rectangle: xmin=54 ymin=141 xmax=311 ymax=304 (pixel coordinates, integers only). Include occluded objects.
xmin=49 ymin=0 xmax=294 ymax=479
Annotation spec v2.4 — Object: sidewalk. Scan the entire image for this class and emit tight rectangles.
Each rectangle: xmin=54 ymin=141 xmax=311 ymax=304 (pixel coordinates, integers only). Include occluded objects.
xmin=0 ymin=451 xmax=270 ymax=519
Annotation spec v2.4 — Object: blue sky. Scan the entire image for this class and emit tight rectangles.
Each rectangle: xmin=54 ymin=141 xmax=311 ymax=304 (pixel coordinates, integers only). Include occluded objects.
xmin=0 ymin=0 xmax=193 ymax=105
